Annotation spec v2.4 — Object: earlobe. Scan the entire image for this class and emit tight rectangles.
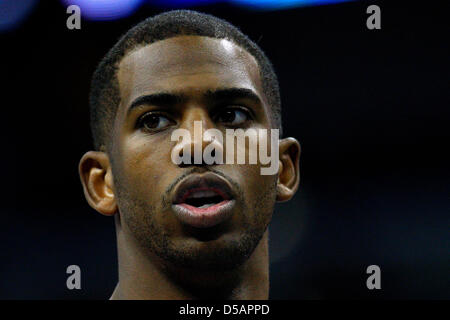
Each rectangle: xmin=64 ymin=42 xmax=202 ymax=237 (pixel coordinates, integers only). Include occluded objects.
xmin=276 ymin=137 xmax=301 ymax=202
xmin=79 ymin=151 xmax=117 ymax=216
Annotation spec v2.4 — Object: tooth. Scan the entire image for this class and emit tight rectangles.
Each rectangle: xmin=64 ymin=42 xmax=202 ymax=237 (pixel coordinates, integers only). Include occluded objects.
xmin=198 ymin=204 xmax=214 ymax=209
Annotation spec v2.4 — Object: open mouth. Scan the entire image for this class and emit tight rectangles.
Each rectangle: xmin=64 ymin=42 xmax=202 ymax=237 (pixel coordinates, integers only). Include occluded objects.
xmin=171 ymin=172 xmax=236 ymax=228
xmin=178 ymin=188 xmax=229 ymax=209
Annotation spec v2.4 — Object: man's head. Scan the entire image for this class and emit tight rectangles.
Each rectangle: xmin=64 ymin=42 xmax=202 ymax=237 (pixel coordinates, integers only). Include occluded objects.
xmin=79 ymin=10 xmax=300 ymax=284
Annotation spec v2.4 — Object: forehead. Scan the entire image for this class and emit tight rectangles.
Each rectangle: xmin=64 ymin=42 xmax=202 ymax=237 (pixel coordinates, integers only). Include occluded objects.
xmin=117 ymin=35 xmax=265 ymax=113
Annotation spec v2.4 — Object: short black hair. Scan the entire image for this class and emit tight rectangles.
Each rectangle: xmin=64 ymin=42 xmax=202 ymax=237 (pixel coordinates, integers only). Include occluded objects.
xmin=90 ymin=10 xmax=282 ymax=151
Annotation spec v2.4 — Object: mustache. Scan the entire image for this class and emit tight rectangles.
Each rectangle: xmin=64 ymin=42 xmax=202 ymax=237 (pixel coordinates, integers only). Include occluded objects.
xmin=162 ymin=167 xmax=242 ymax=207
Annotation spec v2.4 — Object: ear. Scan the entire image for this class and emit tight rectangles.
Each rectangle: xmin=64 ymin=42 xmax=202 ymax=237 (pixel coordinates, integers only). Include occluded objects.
xmin=79 ymin=151 xmax=117 ymax=216
xmin=276 ymin=137 xmax=301 ymax=202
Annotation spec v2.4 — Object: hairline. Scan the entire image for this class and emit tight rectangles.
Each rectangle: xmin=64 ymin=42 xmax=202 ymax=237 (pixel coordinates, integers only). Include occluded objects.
xmin=90 ymin=12 xmax=282 ymax=152
xmin=105 ymin=35 xmax=276 ymax=152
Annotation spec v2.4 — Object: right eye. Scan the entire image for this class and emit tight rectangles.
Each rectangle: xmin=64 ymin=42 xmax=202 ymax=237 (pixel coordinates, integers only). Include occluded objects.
xmin=138 ymin=113 xmax=175 ymax=131
xmin=215 ymin=107 xmax=252 ymax=127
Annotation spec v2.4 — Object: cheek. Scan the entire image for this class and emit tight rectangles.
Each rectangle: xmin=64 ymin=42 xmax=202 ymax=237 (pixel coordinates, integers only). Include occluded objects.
xmin=116 ymin=134 xmax=175 ymax=199
xmin=251 ymin=170 xmax=277 ymax=213
xmin=245 ymin=163 xmax=277 ymax=191
xmin=234 ymin=164 xmax=276 ymax=230
xmin=225 ymin=163 xmax=277 ymax=207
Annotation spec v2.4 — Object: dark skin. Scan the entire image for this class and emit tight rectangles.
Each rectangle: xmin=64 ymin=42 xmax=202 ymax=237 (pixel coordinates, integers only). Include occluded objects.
xmin=79 ymin=36 xmax=300 ymax=299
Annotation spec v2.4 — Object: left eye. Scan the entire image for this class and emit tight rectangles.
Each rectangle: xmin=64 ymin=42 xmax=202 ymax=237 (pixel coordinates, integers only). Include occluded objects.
xmin=216 ymin=108 xmax=250 ymax=126
xmin=139 ymin=113 xmax=175 ymax=131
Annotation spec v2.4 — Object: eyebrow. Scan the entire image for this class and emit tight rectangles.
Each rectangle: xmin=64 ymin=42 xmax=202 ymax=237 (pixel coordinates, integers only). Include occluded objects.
xmin=127 ymin=92 xmax=186 ymax=115
xmin=126 ymin=87 xmax=263 ymax=116
xmin=204 ymin=87 xmax=262 ymax=105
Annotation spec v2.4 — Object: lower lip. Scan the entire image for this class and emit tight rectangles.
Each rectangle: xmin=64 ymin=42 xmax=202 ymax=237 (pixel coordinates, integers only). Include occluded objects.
xmin=172 ymin=200 xmax=235 ymax=228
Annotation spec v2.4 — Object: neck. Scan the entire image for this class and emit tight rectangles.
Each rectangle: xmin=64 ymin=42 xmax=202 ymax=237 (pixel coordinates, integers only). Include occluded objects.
xmin=110 ymin=218 xmax=269 ymax=300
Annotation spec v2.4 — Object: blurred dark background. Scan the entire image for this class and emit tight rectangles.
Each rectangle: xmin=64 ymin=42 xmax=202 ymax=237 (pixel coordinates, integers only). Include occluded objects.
xmin=1 ymin=0 xmax=448 ymax=299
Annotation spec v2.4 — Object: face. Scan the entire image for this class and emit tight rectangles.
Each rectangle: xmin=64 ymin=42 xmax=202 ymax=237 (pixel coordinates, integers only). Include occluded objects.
xmin=80 ymin=35 xmax=300 ymax=272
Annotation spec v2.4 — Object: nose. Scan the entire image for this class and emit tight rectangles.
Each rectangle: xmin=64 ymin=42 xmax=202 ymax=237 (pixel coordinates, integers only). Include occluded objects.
xmin=172 ymin=107 xmax=223 ymax=167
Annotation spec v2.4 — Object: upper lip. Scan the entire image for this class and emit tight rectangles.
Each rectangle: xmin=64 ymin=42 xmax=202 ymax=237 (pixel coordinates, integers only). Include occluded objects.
xmin=172 ymin=172 xmax=234 ymax=205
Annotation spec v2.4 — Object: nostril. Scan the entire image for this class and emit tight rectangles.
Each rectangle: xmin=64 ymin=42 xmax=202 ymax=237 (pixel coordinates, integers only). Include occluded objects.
xmin=175 ymin=140 xmax=219 ymax=167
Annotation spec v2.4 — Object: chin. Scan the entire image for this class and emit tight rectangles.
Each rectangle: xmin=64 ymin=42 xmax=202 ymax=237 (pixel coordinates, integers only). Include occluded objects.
xmin=162 ymin=231 xmax=260 ymax=271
